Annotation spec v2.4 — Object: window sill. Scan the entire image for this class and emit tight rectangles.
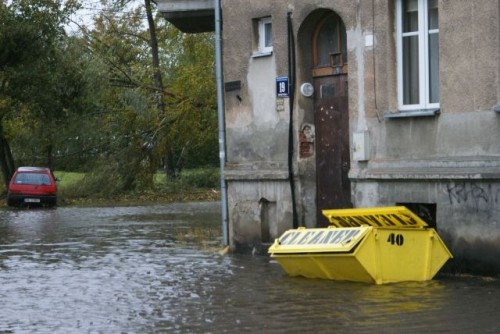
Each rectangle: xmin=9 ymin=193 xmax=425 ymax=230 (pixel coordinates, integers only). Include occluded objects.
xmin=251 ymin=51 xmax=273 ymax=58
xmin=384 ymin=108 xmax=440 ymax=119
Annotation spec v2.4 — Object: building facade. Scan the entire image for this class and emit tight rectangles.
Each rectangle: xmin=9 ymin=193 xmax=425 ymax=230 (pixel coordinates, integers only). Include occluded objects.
xmin=159 ymin=0 xmax=500 ymax=275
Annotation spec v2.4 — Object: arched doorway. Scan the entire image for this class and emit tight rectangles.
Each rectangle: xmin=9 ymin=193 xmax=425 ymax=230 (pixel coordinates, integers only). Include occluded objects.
xmin=312 ymin=12 xmax=352 ymax=226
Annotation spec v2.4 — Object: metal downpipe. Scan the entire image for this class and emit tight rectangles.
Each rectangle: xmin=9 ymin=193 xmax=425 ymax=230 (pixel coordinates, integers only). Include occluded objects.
xmin=287 ymin=12 xmax=299 ymax=229
xmin=215 ymin=0 xmax=229 ymax=245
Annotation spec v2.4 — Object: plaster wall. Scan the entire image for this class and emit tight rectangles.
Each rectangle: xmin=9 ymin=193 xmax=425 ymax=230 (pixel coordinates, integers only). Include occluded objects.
xmin=227 ymin=180 xmax=293 ymax=253
xmin=439 ymin=0 xmax=499 ymax=113
xmin=220 ymin=0 xmax=500 ymax=270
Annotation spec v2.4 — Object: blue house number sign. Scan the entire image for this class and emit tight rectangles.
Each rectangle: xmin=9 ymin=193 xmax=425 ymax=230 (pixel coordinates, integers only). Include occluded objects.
xmin=276 ymin=77 xmax=289 ymax=97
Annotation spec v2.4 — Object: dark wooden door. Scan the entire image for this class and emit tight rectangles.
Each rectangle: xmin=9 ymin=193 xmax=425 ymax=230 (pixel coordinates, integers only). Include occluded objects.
xmin=314 ymin=74 xmax=351 ymax=226
xmin=310 ymin=12 xmax=351 ymax=226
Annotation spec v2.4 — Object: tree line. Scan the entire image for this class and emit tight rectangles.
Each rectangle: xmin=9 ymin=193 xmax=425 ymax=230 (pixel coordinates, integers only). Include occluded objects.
xmin=0 ymin=0 xmax=218 ymax=195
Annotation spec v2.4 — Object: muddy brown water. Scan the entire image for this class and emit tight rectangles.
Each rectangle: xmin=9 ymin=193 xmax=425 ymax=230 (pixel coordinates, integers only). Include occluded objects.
xmin=0 ymin=202 xmax=499 ymax=333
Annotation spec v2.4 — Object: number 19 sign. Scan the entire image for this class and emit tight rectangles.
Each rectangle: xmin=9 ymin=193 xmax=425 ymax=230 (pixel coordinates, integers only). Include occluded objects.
xmin=276 ymin=77 xmax=289 ymax=97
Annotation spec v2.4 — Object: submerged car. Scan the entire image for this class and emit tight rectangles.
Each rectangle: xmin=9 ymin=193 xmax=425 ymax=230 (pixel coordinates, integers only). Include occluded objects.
xmin=7 ymin=167 xmax=58 ymax=207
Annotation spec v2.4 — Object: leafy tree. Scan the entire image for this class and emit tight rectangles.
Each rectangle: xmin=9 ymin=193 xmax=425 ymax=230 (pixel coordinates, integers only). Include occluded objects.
xmin=6 ymin=35 xmax=102 ymax=171
xmin=0 ymin=0 xmax=218 ymax=196
xmin=79 ymin=0 xmax=217 ymax=188
xmin=0 ymin=0 xmax=81 ymax=187
xmin=161 ymin=30 xmax=218 ymax=169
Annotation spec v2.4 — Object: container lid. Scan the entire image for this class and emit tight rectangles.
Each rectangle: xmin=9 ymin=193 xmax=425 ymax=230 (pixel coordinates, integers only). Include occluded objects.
xmin=322 ymin=206 xmax=428 ymax=228
xmin=269 ymin=226 xmax=371 ymax=254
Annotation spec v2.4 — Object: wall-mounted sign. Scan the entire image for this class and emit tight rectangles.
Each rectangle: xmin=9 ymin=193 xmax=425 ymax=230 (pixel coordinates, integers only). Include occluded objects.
xmin=224 ymin=80 xmax=241 ymax=92
xmin=276 ymin=77 xmax=289 ymax=97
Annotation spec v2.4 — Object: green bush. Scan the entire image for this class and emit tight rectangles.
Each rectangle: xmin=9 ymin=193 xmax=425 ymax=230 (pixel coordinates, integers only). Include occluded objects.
xmin=55 ymin=167 xmax=220 ymax=202
xmin=155 ymin=167 xmax=220 ymax=193
xmin=180 ymin=167 xmax=220 ymax=188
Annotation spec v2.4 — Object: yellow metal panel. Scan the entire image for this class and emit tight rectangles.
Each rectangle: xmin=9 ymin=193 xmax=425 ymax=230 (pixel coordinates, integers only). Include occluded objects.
xmin=270 ymin=224 xmax=452 ymax=284
xmin=272 ymin=254 xmax=375 ymax=283
xmin=373 ymin=229 xmax=431 ymax=283
xmin=427 ymin=229 xmax=454 ymax=278
xmin=355 ymin=228 xmax=453 ymax=284
xmin=268 ymin=226 xmax=371 ymax=254
xmin=322 ymin=206 xmax=428 ymax=228
xmin=349 ymin=230 xmax=381 ymax=283
xmin=270 ymin=206 xmax=453 ymax=284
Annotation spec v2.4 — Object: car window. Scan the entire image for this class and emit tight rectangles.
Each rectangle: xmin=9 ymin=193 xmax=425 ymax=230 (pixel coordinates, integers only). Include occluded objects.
xmin=14 ymin=173 xmax=52 ymax=185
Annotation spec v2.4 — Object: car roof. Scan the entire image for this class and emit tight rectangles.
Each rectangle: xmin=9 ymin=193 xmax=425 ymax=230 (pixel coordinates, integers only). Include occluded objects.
xmin=16 ymin=166 xmax=52 ymax=173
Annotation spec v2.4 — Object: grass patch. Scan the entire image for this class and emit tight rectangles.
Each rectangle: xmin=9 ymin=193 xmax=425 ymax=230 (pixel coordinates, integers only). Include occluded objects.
xmin=55 ymin=167 xmax=220 ymax=207
xmin=54 ymin=171 xmax=85 ymax=189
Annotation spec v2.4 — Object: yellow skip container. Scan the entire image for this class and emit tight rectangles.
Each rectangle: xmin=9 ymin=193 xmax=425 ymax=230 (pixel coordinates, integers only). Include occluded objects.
xmin=268 ymin=206 xmax=453 ymax=284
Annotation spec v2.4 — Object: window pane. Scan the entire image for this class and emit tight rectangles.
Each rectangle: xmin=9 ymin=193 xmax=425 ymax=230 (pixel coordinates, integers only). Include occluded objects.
xmin=14 ymin=173 xmax=51 ymax=185
xmin=403 ymin=0 xmax=418 ymax=32
xmin=428 ymin=32 xmax=439 ymax=103
xmin=341 ymin=25 xmax=348 ymax=64
xmin=321 ymin=84 xmax=336 ymax=98
xmin=317 ymin=21 xmax=339 ymax=66
xmin=264 ymin=22 xmax=272 ymax=47
xmin=428 ymin=0 xmax=438 ymax=30
xmin=403 ymin=35 xmax=419 ymax=104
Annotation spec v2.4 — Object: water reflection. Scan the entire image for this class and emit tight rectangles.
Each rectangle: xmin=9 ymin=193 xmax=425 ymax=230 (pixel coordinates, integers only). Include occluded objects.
xmin=1 ymin=204 xmax=500 ymax=333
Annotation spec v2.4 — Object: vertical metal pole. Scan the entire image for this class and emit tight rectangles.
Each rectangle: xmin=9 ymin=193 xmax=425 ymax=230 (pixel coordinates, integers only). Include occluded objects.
xmin=215 ymin=0 xmax=229 ymax=245
xmin=287 ymin=12 xmax=298 ymax=229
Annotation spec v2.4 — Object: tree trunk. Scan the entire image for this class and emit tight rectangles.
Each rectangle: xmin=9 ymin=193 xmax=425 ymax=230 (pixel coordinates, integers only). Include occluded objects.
xmin=145 ymin=0 xmax=164 ymax=113
xmin=0 ymin=122 xmax=15 ymax=188
xmin=144 ymin=0 xmax=175 ymax=179
xmin=164 ymin=148 xmax=176 ymax=180
xmin=47 ymin=143 xmax=53 ymax=170
xmin=175 ymin=141 xmax=190 ymax=176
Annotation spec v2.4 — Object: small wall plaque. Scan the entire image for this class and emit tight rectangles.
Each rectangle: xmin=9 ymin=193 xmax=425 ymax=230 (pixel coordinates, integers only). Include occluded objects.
xmin=225 ymin=80 xmax=241 ymax=92
xmin=276 ymin=77 xmax=289 ymax=97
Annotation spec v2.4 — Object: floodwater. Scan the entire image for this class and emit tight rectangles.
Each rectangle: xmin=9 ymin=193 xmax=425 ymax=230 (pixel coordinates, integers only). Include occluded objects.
xmin=0 ymin=203 xmax=499 ymax=334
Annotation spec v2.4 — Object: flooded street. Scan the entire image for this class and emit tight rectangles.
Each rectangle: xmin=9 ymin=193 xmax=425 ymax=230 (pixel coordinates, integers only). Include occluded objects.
xmin=1 ymin=202 xmax=500 ymax=333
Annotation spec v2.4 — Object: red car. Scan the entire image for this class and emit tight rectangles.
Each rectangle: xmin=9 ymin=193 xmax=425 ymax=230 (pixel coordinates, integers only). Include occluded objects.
xmin=7 ymin=167 xmax=58 ymax=207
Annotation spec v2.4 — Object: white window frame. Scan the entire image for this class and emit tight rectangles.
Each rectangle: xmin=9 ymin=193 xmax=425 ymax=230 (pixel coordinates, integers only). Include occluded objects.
xmin=396 ymin=0 xmax=439 ymax=111
xmin=257 ymin=17 xmax=273 ymax=55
